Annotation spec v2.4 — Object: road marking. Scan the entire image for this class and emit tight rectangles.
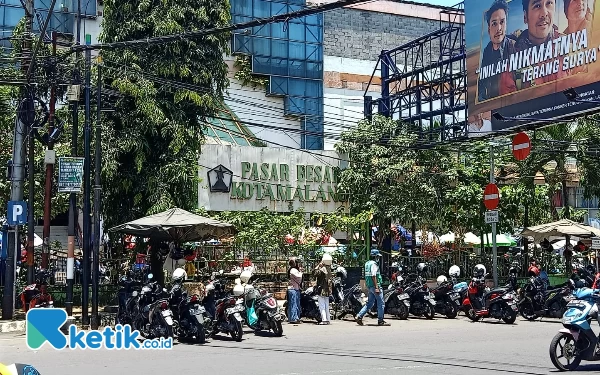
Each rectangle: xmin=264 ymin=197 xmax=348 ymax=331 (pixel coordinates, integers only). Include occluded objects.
xmin=275 ymin=365 xmax=440 ymax=375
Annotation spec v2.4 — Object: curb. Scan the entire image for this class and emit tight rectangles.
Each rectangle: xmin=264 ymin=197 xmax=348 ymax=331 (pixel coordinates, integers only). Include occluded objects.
xmin=0 ymin=320 xmax=26 ymax=333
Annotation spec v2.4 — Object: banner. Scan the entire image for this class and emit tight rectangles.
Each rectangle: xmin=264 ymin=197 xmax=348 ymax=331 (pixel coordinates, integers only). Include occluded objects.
xmin=466 ymin=0 xmax=600 ymax=136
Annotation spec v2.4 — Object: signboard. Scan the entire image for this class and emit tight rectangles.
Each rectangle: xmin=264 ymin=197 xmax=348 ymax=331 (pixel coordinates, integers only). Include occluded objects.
xmin=57 ymin=157 xmax=84 ymax=193
xmin=485 ymin=210 xmax=499 ymax=223
xmin=512 ymin=132 xmax=531 ymax=160
xmin=466 ymin=0 xmax=600 ymax=137
xmin=7 ymin=201 xmax=27 ymax=225
xmin=592 ymin=237 xmax=600 ymax=249
xmin=484 ymin=183 xmax=500 ymax=210
xmin=198 ymin=144 xmax=349 ymax=213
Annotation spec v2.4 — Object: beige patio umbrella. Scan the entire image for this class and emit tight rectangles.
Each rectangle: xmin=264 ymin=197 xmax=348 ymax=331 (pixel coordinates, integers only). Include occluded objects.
xmin=109 ymin=207 xmax=237 ymax=242
xmin=521 ymin=219 xmax=600 ymax=242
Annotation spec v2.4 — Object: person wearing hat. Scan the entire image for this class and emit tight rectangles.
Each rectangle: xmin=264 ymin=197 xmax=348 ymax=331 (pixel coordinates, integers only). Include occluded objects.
xmin=314 ymin=253 xmax=333 ymax=325
xmin=355 ymin=249 xmax=389 ymax=326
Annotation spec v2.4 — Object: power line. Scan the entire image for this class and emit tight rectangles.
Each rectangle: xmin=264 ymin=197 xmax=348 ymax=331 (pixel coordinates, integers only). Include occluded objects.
xmin=72 ymin=0 xmax=373 ymax=51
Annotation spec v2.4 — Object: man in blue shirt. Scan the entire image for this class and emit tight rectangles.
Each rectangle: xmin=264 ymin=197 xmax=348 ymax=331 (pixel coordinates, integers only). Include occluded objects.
xmin=355 ymin=249 xmax=389 ymax=326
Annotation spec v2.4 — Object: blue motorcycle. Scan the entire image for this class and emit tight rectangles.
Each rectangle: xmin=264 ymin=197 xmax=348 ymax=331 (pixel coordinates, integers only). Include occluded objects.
xmin=549 ymin=288 xmax=600 ymax=371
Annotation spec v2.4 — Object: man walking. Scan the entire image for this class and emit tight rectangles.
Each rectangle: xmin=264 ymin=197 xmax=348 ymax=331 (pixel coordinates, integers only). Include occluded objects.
xmin=356 ymin=249 xmax=389 ymax=326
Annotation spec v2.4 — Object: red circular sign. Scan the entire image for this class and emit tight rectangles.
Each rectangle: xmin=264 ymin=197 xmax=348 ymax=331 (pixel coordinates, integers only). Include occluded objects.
xmin=512 ymin=132 xmax=531 ymax=161
xmin=484 ymin=183 xmax=500 ymax=210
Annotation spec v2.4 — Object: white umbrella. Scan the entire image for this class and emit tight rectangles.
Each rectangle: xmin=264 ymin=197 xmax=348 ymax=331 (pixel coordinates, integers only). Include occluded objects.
xmin=439 ymin=232 xmax=455 ymax=244
xmin=551 ymin=239 xmax=578 ymax=251
xmin=464 ymin=232 xmax=481 ymax=245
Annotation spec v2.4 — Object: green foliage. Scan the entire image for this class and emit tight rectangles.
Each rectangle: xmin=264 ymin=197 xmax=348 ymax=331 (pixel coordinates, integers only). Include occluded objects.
xmin=99 ymin=0 xmax=231 ymax=230
xmin=233 ymin=55 xmax=268 ymax=89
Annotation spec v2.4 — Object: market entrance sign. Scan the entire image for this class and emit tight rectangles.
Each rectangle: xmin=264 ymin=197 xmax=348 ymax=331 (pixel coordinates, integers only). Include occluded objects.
xmin=199 ymin=145 xmax=348 ymax=213
xmin=58 ymin=157 xmax=84 ymax=193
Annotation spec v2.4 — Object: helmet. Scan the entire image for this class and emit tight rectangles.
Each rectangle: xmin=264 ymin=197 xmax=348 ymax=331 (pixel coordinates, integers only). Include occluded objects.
xmin=416 ymin=263 xmax=427 ymax=274
xmin=240 ymin=270 xmax=253 ymax=284
xmin=322 ymin=253 xmax=333 ymax=266
xmin=336 ymin=266 xmax=347 ymax=279
xmin=437 ymin=275 xmax=447 ymax=285
xmin=205 ymin=282 xmax=215 ymax=292
xmin=473 ymin=264 xmax=486 ymax=277
xmin=449 ymin=265 xmax=460 ymax=277
xmin=528 ymin=265 xmax=540 ymax=277
xmin=233 ymin=284 xmax=245 ymax=296
xmin=172 ymin=268 xmax=187 ymax=282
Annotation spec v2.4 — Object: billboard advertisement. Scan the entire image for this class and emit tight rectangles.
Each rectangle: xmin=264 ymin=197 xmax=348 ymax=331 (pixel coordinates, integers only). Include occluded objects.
xmin=466 ymin=0 xmax=600 ymax=136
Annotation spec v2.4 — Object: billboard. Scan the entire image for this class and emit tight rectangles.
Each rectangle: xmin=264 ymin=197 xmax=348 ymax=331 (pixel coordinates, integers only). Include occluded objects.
xmin=466 ymin=0 xmax=600 ymax=136
xmin=198 ymin=144 xmax=349 ymax=213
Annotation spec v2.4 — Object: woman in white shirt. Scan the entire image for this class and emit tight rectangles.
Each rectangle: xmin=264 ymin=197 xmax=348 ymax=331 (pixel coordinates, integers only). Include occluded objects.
xmin=287 ymin=257 xmax=303 ymax=324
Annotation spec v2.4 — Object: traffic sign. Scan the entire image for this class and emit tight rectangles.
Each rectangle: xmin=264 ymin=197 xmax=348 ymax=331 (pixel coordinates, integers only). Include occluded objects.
xmin=512 ymin=132 xmax=531 ymax=161
xmin=485 ymin=210 xmax=499 ymax=224
xmin=592 ymin=237 xmax=600 ymax=250
xmin=483 ymin=183 xmax=500 ymax=210
xmin=58 ymin=157 xmax=84 ymax=193
xmin=7 ymin=201 xmax=27 ymax=225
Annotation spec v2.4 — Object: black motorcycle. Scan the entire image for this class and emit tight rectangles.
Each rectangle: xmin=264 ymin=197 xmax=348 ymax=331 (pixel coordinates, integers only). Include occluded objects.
xmin=133 ymin=273 xmax=175 ymax=339
xmin=333 ymin=283 xmax=366 ymax=320
xmin=368 ymin=281 xmax=410 ymax=319
xmin=431 ymin=280 xmax=459 ymax=319
xmin=169 ymin=281 xmax=206 ymax=343
xmin=404 ymin=277 xmax=436 ymax=319
xmin=518 ymin=275 xmax=573 ymax=320
xmin=284 ymin=285 xmax=322 ymax=323
xmin=201 ymin=273 xmax=244 ymax=341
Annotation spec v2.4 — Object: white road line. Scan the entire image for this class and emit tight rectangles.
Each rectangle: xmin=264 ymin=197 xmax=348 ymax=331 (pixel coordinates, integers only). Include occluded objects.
xmin=275 ymin=365 xmax=440 ymax=375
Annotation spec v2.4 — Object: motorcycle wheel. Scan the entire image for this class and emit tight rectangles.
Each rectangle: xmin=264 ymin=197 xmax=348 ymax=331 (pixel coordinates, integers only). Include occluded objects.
xmin=230 ymin=318 xmax=243 ymax=342
xmin=519 ymin=301 xmax=538 ymax=321
xmin=194 ymin=320 xmax=206 ymax=344
xmin=502 ymin=309 xmax=517 ymax=324
xmin=271 ymin=319 xmax=283 ymax=337
xmin=424 ymin=303 xmax=435 ymax=320
xmin=445 ymin=302 xmax=457 ymax=319
xmin=396 ymin=303 xmax=409 ymax=320
xmin=466 ymin=308 xmax=481 ymax=322
xmin=549 ymin=332 xmax=581 ymax=371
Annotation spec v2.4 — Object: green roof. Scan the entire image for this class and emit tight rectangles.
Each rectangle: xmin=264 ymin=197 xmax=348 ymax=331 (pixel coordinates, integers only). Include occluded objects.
xmin=204 ymin=103 xmax=264 ymax=147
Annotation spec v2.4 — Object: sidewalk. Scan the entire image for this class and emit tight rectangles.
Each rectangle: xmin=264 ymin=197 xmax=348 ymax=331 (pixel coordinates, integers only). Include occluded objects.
xmin=0 ymin=306 xmax=117 ymax=333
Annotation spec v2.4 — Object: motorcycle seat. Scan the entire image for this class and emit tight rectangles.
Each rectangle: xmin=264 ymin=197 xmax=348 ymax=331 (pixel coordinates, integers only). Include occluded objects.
xmin=484 ymin=287 xmax=506 ymax=298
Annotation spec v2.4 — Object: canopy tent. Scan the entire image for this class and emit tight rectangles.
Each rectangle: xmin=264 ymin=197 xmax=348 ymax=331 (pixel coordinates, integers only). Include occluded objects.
xmin=439 ymin=232 xmax=455 ymax=244
xmin=521 ymin=219 xmax=600 ymax=242
xmin=109 ymin=208 xmax=237 ymax=243
xmin=463 ymin=232 xmax=482 ymax=246
xmin=415 ymin=230 xmax=435 ymax=246
xmin=473 ymin=233 xmax=517 ymax=248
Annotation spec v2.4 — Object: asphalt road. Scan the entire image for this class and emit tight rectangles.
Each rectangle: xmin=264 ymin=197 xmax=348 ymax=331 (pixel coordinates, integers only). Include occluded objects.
xmin=1 ymin=314 xmax=600 ymax=375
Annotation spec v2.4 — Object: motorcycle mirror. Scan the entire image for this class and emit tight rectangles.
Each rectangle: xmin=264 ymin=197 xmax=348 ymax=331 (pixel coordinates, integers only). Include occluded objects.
xmin=147 ymin=273 xmax=154 ymax=279
xmin=132 ymin=291 xmax=138 ymax=297
xmin=163 ymin=288 xmax=167 ymax=292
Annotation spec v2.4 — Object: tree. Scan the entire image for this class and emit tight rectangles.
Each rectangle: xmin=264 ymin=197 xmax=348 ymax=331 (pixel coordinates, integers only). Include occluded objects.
xmin=99 ymin=0 xmax=231 ymax=231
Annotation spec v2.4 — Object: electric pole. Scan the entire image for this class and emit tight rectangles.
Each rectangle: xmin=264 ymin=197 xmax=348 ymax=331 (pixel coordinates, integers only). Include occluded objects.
xmin=91 ymin=58 xmax=102 ymax=330
xmin=2 ymin=0 xmax=34 ymax=320
xmin=81 ymin=33 xmax=92 ymax=326
xmin=42 ymin=31 xmax=57 ymax=271
xmin=66 ymin=0 xmax=82 ymax=319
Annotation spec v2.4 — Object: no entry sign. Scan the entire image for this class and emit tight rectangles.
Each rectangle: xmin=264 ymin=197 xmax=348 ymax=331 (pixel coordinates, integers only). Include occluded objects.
xmin=484 ymin=183 xmax=500 ymax=210
xmin=512 ymin=132 xmax=531 ymax=161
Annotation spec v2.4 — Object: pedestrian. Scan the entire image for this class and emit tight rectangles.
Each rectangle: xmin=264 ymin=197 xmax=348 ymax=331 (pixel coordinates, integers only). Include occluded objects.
xmin=287 ymin=257 xmax=303 ymax=324
xmin=355 ymin=249 xmax=389 ymax=326
xmin=314 ymin=253 xmax=332 ymax=325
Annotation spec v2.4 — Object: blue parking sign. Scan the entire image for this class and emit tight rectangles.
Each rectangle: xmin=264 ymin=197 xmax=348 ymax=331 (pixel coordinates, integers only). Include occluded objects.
xmin=7 ymin=201 xmax=27 ymax=225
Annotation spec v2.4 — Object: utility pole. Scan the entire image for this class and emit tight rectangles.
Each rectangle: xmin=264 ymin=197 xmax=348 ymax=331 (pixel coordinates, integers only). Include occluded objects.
xmin=490 ymin=144 xmax=498 ymax=287
xmin=41 ymin=31 xmax=57 ymax=271
xmin=66 ymin=0 xmax=82 ymax=318
xmin=26 ymin=104 xmax=35 ymax=284
xmin=2 ymin=0 xmax=34 ymax=321
xmin=91 ymin=58 xmax=102 ymax=330
xmin=81 ymin=33 xmax=92 ymax=326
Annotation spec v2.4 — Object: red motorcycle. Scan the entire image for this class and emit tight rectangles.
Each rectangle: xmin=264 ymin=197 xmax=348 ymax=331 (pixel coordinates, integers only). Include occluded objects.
xmin=19 ymin=269 xmax=54 ymax=311
xmin=462 ymin=265 xmax=518 ymax=324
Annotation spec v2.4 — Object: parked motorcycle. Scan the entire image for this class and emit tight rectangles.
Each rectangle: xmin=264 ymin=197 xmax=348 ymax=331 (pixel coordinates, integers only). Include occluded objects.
xmin=369 ymin=280 xmax=410 ymax=319
xmin=236 ymin=271 xmax=284 ymax=336
xmin=518 ymin=271 xmax=573 ymax=320
xmin=133 ymin=273 xmax=175 ymax=339
xmin=330 ymin=265 xmax=366 ymax=320
xmin=116 ymin=270 xmax=141 ymax=325
xmin=463 ymin=264 xmax=518 ymax=324
xmin=169 ymin=268 xmax=206 ymax=344
xmin=549 ymin=287 xmax=600 ymax=371
xmin=19 ymin=269 xmax=54 ymax=311
xmin=432 ymin=275 xmax=459 ymax=319
xmin=210 ymin=292 xmax=245 ymax=342
xmin=283 ymin=285 xmax=322 ymax=323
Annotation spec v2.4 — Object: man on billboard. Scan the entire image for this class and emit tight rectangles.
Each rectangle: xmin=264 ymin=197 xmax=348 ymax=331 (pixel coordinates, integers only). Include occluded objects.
xmin=564 ymin=0 xmax=593 ymax=34
xmin=478 ymin=0 xmax=518 ymax=101
xmin=515 ymin=0 xmax=570 ymax=87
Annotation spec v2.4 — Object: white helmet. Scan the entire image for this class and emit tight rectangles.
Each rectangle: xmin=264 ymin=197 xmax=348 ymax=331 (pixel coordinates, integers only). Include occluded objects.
xmin=233 ymin=283 xmax=245 ymax=296
xmin=474 ymin=264 xmax=486 ymax=277
xmin=205 ymin=282 xmax=215 ymax=292
xmin=449 ymin=265 xmax=460 ymax=277
xmin=240 ymin=270 xmax=253 ymax=284
xmin=172 ymin=268 xmax=187 ymax=282
xmin=322 ymin=253 xmax=333 ymax=266
xmin=416 ymin=262 xmax=427 ymax=273
xmin=437 ymin=275 xmax=448 ymax=285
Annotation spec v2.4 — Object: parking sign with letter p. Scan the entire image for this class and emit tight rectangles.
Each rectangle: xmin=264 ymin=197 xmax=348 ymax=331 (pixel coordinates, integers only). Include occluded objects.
xmin=7 ymin=201 xmax=27 ymax=225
